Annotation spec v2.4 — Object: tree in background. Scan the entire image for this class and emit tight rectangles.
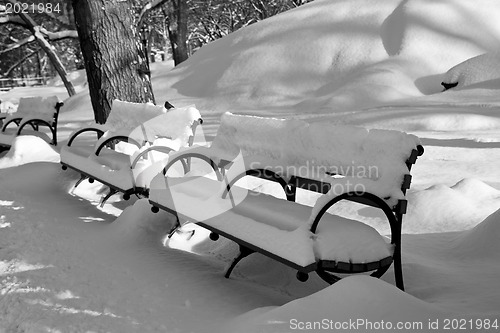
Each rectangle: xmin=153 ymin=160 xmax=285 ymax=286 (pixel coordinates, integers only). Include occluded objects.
xmin=136 ymin=0 xmax=314 ymax=66
xmin=135 ymin=0 xmax=188 ymax=66
xmin=166 ymin=0 xmax=188 ymax=65
xmin=72 ymin=0 xmax=155 ymax=123
xmin=0 ymin=0 xmax=78 ymax=96
xmin=188 ymin=0 xmax=313 ymax=52
xmin=1 ymin=0 xmax=312 ymax=121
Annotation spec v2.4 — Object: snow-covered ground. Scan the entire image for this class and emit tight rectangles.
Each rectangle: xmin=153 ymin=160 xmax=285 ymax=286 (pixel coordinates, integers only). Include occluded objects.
xmin=2 ymin=0 xmax=500 ymax=332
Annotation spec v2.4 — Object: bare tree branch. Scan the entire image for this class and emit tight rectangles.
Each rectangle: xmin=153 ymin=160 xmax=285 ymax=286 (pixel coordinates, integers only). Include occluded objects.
xmin=0 ymin=35 xmax=35 ymax=55
xmin=6 ymin=0 xmax=75 ymax=96
xmin=0 ymin=14 xmax=28 ymax=27
xmin=0 ymin=15 xmax=78 ymax=40
xmin=136 ymin=0 xmax=169 ymax=30
xmin=1 ymin=48 xmax=38 ymax=77
xmin=39 ymin=27 xmax=78 ymax=40
xmin=39 ymin=11 xmax=72 ymax=30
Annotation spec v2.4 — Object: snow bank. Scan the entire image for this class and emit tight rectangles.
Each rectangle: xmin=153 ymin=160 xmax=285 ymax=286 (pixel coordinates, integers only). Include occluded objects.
xmin=108 ymin=199 xmax=177 ymax=243
xmin=2 ymin=161 xmax=500 ymax=333
xmin=0 ymin=136 xmax=60 ymax=169
xmin=411 ymin=114 xmax=500 ymax=132
xmin=221 ymin=276 xmax=450 ymax=333
xmin=452 ymin=208 xmax=500 ymax=258
xmin=442 ymin=52 xmax=500 ymax=89
xmin=0 ymin=161 xmax=80 ymax=199
xmin=405 ymin=178 xmax=500 ymax=233
xmin=161 ymin=0 xmax=500 ymax=112
xmin=46 ymin=69 xmax=87 ymax=89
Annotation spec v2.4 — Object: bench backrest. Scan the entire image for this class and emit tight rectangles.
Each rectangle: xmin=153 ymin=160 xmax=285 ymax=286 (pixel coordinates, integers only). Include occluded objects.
xmin=128 ymin=104 xmax=202 ymax=148
xmin=106 ymin=99 xmax=166 ymax=133
xmin=211 ymin=112 xmax=422 ymax=206
xmin=16 ymin=96 xmax=61 ymax=122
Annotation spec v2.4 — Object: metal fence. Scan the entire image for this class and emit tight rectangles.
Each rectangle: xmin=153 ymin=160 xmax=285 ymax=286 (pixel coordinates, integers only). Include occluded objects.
xmin=0 ymin=77 xmax=52 ymax=91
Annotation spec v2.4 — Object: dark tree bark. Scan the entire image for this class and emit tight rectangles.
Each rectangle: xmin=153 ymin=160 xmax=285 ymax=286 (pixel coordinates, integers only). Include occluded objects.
xmin=167 ymin=0 xmax=188 ymax=65
xmin=72 ymin=0 xmax=155 ymax=124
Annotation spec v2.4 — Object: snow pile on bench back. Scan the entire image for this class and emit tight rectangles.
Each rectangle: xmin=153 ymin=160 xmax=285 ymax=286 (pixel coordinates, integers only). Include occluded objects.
xmin=15 ymin=96 xmax=60 ymax=118
xmin=211 ymin=112 xmax=421 ymax=205
xmin=128 ymin=105 xmax=201 ymax=149
xmin=211 ymin=113 xmax=302 ymax=161
xmin=130 ymin=105 xmax=202 ymax=188
xmin=105 ymin=99 xmax=166 ymax=133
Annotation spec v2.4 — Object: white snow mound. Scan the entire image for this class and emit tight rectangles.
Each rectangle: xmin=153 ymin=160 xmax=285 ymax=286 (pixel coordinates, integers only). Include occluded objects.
xmin=162 ymin=0 xmax=500 ymax=112
xmin=452 ymin=208 xmax=500 ymax=258
xmin=405 ymin=178 xmax=500 ymax=233
xmin=109 ymin=199 xmax=177 ymax=243
xmin=0 ymin=136 xmax=60 ymax=169
xmin=443 ymin=52 xmax=500 ymax=89
xmin=221 ymin=275 xmax=450 ymax=333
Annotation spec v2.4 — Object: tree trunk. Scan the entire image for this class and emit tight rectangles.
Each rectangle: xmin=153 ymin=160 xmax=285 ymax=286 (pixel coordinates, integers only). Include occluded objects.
xmin=72 ymin=0 xmax=155 ymax=124
xmin=167 ymin=0 xmax=189 ymax=65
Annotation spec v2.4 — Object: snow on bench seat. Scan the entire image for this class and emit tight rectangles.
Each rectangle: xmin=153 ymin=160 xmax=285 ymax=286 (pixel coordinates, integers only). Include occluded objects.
xmin=149 ymin=112 xmax=422 ymax=289
xmin=149 ymin=174 xmax=392 ymax=268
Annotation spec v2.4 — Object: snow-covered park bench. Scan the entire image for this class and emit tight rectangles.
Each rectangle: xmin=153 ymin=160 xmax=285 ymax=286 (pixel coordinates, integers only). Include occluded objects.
xmin=0 ymin=96 xmax=63 ymax=152
xmin=60 ymin=100 xmax=202 ymax=205
xmin=148 ymin=112 xmax=424 ymax=290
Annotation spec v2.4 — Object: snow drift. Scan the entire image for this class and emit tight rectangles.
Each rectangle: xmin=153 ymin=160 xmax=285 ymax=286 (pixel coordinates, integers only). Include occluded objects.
xmin=161 ymin=0 xmax=500 ymax=112
xmin=442 ymin=52 xmax=500 ymax=89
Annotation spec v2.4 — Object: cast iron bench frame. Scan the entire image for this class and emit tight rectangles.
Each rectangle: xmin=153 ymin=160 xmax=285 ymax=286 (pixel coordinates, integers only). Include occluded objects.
xmin=150 ymin=121 xmax=423 ymax=291
xmin=61 ymin=101 xmax=202 ymax=204
xmin=0 ymin=97 xmax=63 ymax=152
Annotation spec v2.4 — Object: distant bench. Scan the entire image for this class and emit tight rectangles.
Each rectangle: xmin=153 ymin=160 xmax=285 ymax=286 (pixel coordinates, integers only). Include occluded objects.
xmin=149 ymin=112 xmax=423 ymax=290
xmin=0 ymin=96 xmax=63 ymax=152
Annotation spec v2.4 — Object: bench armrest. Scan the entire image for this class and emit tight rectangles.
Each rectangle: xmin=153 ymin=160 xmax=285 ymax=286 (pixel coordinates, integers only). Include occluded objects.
xmin=160 ymin=145 xmax=221 ymax=178
xmin=1 ymin=116 xmax=22 ymax=132
xmin=130 ymin=144 xmax=177 ymax=169
xmin=93 ymin=129 xmax=145 ymax=156
xmin=309 ymin=191 xmax=398 ymax=235
xmin=16 ymin=114 xmax=56 ymax=135
xmin=221 ymin=157 xmax=290 ymax=199
xmin=66 ymin=124 xmax=109 ymax=147
xmin=18 ymin=114 xmax=54 ymax=126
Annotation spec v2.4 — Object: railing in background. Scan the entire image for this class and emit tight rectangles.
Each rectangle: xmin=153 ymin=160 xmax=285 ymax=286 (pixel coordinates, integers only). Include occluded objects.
xmin=0 ymin=77 xmax=52 ymax=91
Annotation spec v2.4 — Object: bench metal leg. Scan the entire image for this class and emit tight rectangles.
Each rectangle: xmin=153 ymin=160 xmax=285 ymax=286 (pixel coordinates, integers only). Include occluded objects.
xmin=370 ymin=264 xmax=391 ymax=279
xmin=224 ymin=246 xmax=254 ymax=279
xmin=166 ymin=216 xmax=181 ymax=239
xmin=316 ymin=269 xmax=342 ymax=284
xmin=100 ymin=189 xmax=118 ymax=207
xmin=74 ymin=174 xmax=89 ymax=188
xmin=392 ymin=247 xmax=405 ymax=291
xmin=286 ymin=184 xmax=296 ymax=202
